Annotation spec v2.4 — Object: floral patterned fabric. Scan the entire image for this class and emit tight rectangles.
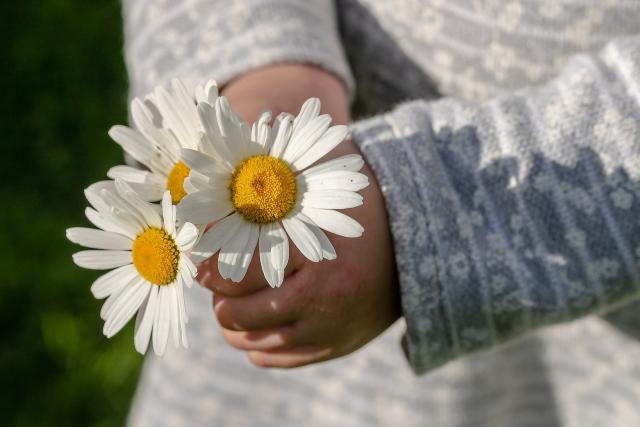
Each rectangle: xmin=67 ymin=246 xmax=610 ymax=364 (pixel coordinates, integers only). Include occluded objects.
xmin=125 ymin=1 xmax=640 ymax=426
xmin=352 ymin=37 xmax=640 ymax=372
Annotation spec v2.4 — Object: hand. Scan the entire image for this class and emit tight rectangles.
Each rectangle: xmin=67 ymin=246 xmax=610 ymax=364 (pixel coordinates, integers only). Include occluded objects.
xmin=197 ymin=64 xmax=401 ymax=368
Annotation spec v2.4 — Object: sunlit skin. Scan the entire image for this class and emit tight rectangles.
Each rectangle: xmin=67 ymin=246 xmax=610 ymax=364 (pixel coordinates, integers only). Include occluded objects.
xmin=197 ymin=63 xmax=401 ymax=368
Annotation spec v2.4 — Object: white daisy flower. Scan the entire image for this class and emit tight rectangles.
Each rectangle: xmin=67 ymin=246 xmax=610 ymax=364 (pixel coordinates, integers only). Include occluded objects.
xmin=177 ymin=97 xmax=369 ymax=287
xmin=66 ymin=179 xmax=199 ymax=355
xmin=107 ymin=78 xmax=220 ymax=205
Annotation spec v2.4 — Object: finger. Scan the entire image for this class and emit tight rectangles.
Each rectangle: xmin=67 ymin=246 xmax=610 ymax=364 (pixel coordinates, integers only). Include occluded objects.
xmin=220 ymin=325 xmax=297 ymax=351
xmin=197 ymin=250 xmax=268 ymax=297
xmin=246 ymin=346 xmax=334 ymax=369
xmin=212 ymin=270 xmax=311 ymax=331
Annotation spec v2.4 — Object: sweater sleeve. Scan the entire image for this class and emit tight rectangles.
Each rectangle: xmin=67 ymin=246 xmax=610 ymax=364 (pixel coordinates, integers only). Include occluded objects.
xmin=351 ymin=36 xmax=640 ymax=374
xmin=121 ymin=0 xmax=354 ymax=97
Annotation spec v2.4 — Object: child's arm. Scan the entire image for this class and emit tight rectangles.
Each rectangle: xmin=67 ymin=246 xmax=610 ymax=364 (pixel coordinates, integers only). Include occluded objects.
xmin=122 ymin=0 xmax=353 ymax=97
xmin=203 ymin=36 xmax=640 ymax=374
xmin=126 ymin=1 xmax=640 ymax=373
xmin=348 ymin=35 xmax=640 ymax=373
xmin=197 ymin=63 xmax=402 ymax=369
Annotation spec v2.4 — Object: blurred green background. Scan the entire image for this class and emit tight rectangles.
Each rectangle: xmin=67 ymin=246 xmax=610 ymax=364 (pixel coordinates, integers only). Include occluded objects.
xmin=2 ymin=1 xmax=143 ymax=425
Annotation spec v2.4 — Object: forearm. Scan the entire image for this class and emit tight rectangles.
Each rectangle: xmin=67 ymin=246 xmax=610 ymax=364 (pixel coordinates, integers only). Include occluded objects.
xmin=221 ymin=63 xmax=350 ymax=124
xmin=122 ymin=0 xmax=354 ymax=98
xmin=351 ymin=36 xmax=640 ymax=373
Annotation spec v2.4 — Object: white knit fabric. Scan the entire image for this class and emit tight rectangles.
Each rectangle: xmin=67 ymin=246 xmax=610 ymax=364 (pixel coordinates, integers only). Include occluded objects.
xmin=124 ymin=1 xmax=640 ymax=426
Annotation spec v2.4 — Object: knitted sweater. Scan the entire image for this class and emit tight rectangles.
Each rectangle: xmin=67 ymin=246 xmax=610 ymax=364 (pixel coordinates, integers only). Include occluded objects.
xmin=125 ymin=1 xmax=640 ymax=426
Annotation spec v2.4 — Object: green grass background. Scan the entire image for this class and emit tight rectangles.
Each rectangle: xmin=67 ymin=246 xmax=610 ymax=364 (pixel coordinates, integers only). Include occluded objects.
xmin=2 ymin=1 xmax=143 ymax=425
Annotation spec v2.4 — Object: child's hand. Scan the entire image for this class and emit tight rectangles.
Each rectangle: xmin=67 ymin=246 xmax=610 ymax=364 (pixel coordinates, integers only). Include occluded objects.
xmin=197 ymin=64 xmax=401 ymax=367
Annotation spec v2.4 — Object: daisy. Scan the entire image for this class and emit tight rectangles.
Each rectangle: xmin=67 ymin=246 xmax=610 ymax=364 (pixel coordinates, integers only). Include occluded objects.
xmin=66 ymin=179 xmax=199 ymax=355
xmin=177 ymin=97 xmax=369 ymax=287
xmin=107 ymin=78 xmax=220 ymax=204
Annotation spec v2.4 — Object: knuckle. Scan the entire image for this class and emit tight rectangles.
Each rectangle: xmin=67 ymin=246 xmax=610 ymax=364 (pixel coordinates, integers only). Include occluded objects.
xmin=214 ymin=301 xmax=242 ymax=331
xmin=222 ymin=331 xmax=246 ymax=350
xmin=210 ymin=280 xmax=239 ymax=296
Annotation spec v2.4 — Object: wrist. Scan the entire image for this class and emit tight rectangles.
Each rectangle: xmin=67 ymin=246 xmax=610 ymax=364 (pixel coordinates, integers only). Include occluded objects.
xmin=221 ymin=63 xmax=351 ymax=124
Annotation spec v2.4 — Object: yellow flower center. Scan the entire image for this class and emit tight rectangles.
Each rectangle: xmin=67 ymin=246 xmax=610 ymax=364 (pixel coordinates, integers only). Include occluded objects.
xmin=166 ymin=161 xmax=191 ymax=204
xmin=131 ymin=228 xmax=180 ymax=285
xmin=230 ymin=156 xmax=297 ymax=224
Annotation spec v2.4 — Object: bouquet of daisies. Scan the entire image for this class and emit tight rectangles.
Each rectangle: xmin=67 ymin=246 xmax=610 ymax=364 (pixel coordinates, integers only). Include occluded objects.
xmin=66 ymin=79 xmax=368 ymax=355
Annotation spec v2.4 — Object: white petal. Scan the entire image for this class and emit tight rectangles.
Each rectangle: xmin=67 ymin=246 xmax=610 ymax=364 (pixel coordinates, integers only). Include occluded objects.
xmin=182 ymin=176 xmax=199 ymax=195
xmin=125 ymin=182 xmax=166 ymax=203
xmin=301 ymin=207 xmax=364 ymax=238
xmin=204 ymin=80 xmax=219 ymax=103
xmin=291 ymin=98 xmax=321 ymax=136
xmin=103 ymin=279 xmax=150 ymax=338
xmin=301 ymin=190 xmax=363 ymax=209
xmin=178 ymin=256 xmax=197 ymax=288
xmin=282 ymin=114 xmax=331 ymax=165
xmin=84 ymin=181 xmax=115 ymax=213
xmin=195 ymin=79 xmax=219 ymax=105
xmin=130 ymin=97 xmax=182 ymax=165
xmin=183 ymin=170 xmax=224 ymax=195
xmin=216 ymin=97 xmax=249 ymax=162
xmin=107 ymin=165 xmax=165 ymax=186
xmin=85 ymin=207 xmax=133 ymax=237
xmin=198 ymin=130 xmax=219 ymax=160
xmin=194 ymin=83 xmax=207 ymax=104
xmin=218 ymin=222 xmax=259 ymax=282
xmin=178 ymin=260 xmax=193 ymax=290
xmin=237 ymin=122 xmax=253 ymax=159
xmin=134 ymin=287 xmax=149 ymax=346
xmin=259 ymin=223 xmax=289 ymax=287
xmin=134 ymin=285 xmax=159 ymax=354
xmin=303 ymin=220 xmax=336 ymax=260
xmin=112 ymin=210 xmax=145 ymax=238
xmin=95 ymin=183 xmax=136 ymax=215
xmin=281 ymin=216 xmax=322 ymax=262
xmin=190 ymin=213 xmax=243 ymax=263
xmin=181 ymin=148 xmax=229 ymax=177
xmin=153 ymin=286 xmax=171 ymax=356
xmin=66 ymin=227 xmax=132 ymax=250
xmin=175 ymin=222 xmax=199 ymax=250
xmin=169 ymin=79 xmax=202 ymax=133
xmin=99 ymin=187 xmax=147 ymax=233
xmin=251 ymin=110 xmax=273 ymax=154
xmin=161 ymin=191 xmax=176 ymax=235
xmin=107 ymin=169 xmax=166 ymax=203
xmin=108 ymin=125 xmax=155 ymax=166
xmin=86 ymin=184 xmax=144 ymax=236
xmin=198 ymin=102 xmax=233 ymax=163
xmin=177 ymin=190 xmax=233 ymax=225
xmin=168 ymin=284 xmax=180 ymax=348
xmin=115 ymin=179 xmax=162 ymax=228
xmin=292 ymin=125 xmax=350 ymax=170
xmin=73 ymin=250 xmax=132 ymax=270
xmin=300 ymin=170 xmax=369 ymax=192
xmin=90 ymin=264 xmax=138 ymax=299
xmin=175 ymin=280 xmax=189 ymax=347
xmin=301 ymin=154 xmax=365 ymax=177
xmin=100 ymin=286 xmax=126 ymax=320
xmin=242 ymin=115 xmax=268 ymax=158
xmin=268 ymin=114 xmax=294 ymax=158
xmin=154 ymin=80 xmax=201 ymax=149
